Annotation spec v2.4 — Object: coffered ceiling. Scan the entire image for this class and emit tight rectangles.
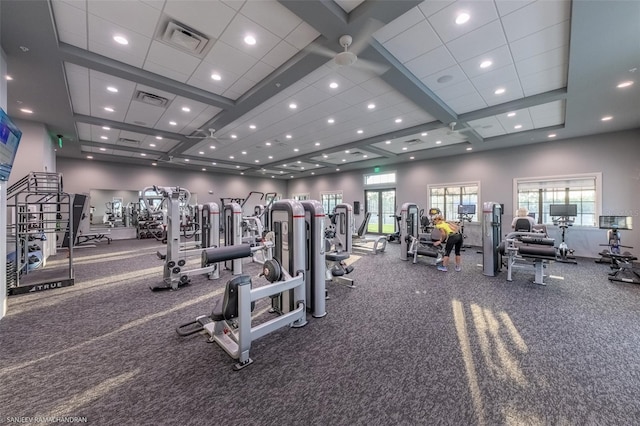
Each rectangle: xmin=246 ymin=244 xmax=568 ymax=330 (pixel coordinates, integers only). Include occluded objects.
xmin=1 ymin=0 xmax=638 ymax=179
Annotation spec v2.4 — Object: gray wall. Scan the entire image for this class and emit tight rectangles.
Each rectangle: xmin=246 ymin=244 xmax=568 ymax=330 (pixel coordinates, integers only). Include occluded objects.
xmin=8 ymin=119 xmax=56 ymax=187
xmin=57 ymin=157 xmax=287 ymax=216
xmin=288 ymin=129 xmax=640 ymax=257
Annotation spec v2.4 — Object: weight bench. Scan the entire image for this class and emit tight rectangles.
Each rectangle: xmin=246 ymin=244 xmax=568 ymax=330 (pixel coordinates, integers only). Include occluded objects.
xmin=352 ymin=212 xmax=387 ymax=254
xmin=407 ymin=228 xmax=445 ymax=265
xmin=605 ymin=252 xmax=640 ymax=284
xmin=503 ymin=232 xmax=557 ymax=285
xmin=325 ymin=250 xmax=355 ymax=288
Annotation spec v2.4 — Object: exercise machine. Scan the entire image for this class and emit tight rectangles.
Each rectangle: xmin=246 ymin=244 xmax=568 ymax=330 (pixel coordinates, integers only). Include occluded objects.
xmin=457 ymin=204 xmax=475 ymax=249
xmin=351 ymin=211 xmax=387 ymax=254
xmin=596 ymin=216 xmax=640 ymax=284
xmin=399 ymin=202 xmax=444 ymax=266
xmin=177 ymin=199 xmax=319 ymax=370
xmin=482 ymin=202 xmax=503 ymax=277
xmin=325 ymin=203 xmax=355 ymax=288
xmin=500 ymin=231 xmax=557 ymax=285
xmin=550 ymin=204 xmax=577 ymax=264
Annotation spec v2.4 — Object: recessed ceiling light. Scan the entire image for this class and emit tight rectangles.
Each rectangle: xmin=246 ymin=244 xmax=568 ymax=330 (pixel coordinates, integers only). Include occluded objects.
xmin=249 ymin=124 xmax=256 ymax=129
xmin=385 ymin=140 xmax=391 ymax=144
xmin=363 ymin=155 xmax=368 ymax=158
xmin=601 ymin=116 xmax=613 ymax=121
xmin=455 ymin=12 xmax=470 ymax=25
xmin=113 ymin=35 xmax=128 ymax=45
xmin=402 ymin=147 xmax=408 ymax=151
xmin=327 ymin=118 xmax=335 ymax=124
xmin=297 ymin=161 xmax=301 ymax=164
xmin=100 ymin=136 xmax=108 ymax=140
xmin=290 ymin=175 xmax=294 ymax=178
xmin=102 ymin=126 xmax=110 ymax=130
xmin=212 ymin=162 xmax=217 ymax=165
xmin=99 ymin=147 xmax=106 ymax=151
xmin=395 ymin=118 xmax=402 ymax=123
xmin=255 ymin=160 xmax=260 ymax=163
xmin=336 ymin=168 xmax=340 ymax=171
xmin=289 ymin=103 xmax=297 ymax=109
xmin=150 ymin=143 xmax=156 ymax=147
xmin=182 ymin=106 xmax=191 ymax=112
xmin=152 ymin=162 xmax=157 ymax=166
xmin=421 ymin=132 xmax=427 ymax=136
xmin=169 ymin=121 xmax=177 ymax=126
xmin=280 ymin=170 xmax=284 ymax=173
xmin=184 ymin=158 xmax=189 ymax=162
xmin=494 ymin=88 xmax=506 ymax=95
xmin=202 ymin=168 xmax=206 ymax=171
xmin=507 ymin=112 xmax=516 ymax=117
xmin=316 ymin=164 xmax=320 ymax=167
xmin=329 ymin=82 xmax=339 ymax=89
xmin=323 ymin=154 xmax=328 ymax=158
xmin=480 ymin=60 xmax=492 ymax=69
xmin=107 ymin=86 xmax=118 ymax=93
xmin=236 ymin=165 xmax=240 ymax=168
xmin=548 ymin=134 xmax=557 ymax=138
xmin=367 ymin=103 xmax=375 ymax=109
xmin=268 ymin=155 xmax=273 ymax=159
xmin=241 ymin=151 xmax=247 ymax=155
xmin=230 ymin=155 xmax=235 ymax=159
xmin=311 ymin=172 xmax=315 ymax=175
xmin=5 ymin=75 xmax=13 ymax=81
xmin=265 ymin=142 xmax=271 ymax=146
xmin=286 ymin=134 xmax=292 ymax=139
xmin=141 ymin=153 xmax=147 ymax=157
xmin=294 ymin=148 xmax=299 ymax=152
xmin=155 ymin=136 xmax=162 ymax=140
xmin=210 ymin=145 xmax=216 ymax=149
xmin=357 ymin=130 xmax=363 ymax=134
xmin=104 ymin=107 xmax=114 ymax=112
xmin=617 ymin=81 xmax=634 ymax=88
xmin=466 ymin=147 xmax=473 ymax=151
xmin=435 ymin=140 xmax=442 ymax=144
xmin=283 ymin=164 xmax=288 ymax=167
xmin=231 ymin=134 xmax=237 ymax=139
xmin=244 ymin=35 xmax=257 ymax=45
xmin=410 ymin=156 xmax=414 ymax=160
xmin=199 ymin=151 xmax=204 ymax=155
xmin=241 ymin=172 xmax=245 ymax=175
xmin=87 ymin=155 xmax=94 ymax=159
xmin=315 ymin=142 xmax=321 ymax=146
xmin=211 ymin=73 xmax=221 ymax=81
xmin=514 ymin=124 xmax=522 ymax=129
xmin=345 ymin=150 xmax=350 ymax=153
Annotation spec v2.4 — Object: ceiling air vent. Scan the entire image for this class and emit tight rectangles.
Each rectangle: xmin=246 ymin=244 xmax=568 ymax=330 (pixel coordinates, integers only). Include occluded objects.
xmin=405 ymin=138 xmax=423 ymax=145
xmin=134 ymin=90 xmax=170 ymax=108
xmin=161 ymin=21 xmax=210 ymax=55
xmin=117 ymin=138 xmax=140 ymax=146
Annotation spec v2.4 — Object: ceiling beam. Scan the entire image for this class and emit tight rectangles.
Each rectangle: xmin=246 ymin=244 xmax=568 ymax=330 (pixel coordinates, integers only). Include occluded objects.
xmin=458 ymin=88 xmax=568 ymax=122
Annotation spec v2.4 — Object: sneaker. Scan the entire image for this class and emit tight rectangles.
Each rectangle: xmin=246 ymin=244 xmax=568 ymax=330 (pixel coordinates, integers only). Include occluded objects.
xmin=455 ymin=265 xmax=462 ymax=272
xmin=437 ymin=265 xmax=448 ymax=272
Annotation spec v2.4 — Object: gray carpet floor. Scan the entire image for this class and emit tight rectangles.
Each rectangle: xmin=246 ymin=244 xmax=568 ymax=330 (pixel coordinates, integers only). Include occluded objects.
xmin=2 ymin=238 xmax=640 ymax=426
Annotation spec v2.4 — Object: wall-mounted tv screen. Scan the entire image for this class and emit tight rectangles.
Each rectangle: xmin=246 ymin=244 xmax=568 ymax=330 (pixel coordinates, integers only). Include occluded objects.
xmin=549 ymin=204 xmax=577 ymax=217
xmin=599 ymin=216 xmax=632 ymax=230
xmin=0 ymin=108 xmax=22 ymax=182
xmin=458 ymin=204 xmax=476 ymax=215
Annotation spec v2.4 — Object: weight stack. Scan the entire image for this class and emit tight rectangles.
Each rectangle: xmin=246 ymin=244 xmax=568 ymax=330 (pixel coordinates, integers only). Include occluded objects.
xmin=6 ymin=258 xmax=16 ymax=290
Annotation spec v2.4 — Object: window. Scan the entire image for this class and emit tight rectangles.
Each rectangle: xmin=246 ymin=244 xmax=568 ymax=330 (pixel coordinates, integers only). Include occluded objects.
xmin=514 ymin=173 xmax=601 ymax=226
xmin=364 ymin=172 xmax=396 ymax=186
xmin=321 ymin=191 xmax=343 ymax=214
xmin=428 ymin=182 xmax=479 ymax=221
xmin=292 ymin=193 xmax=309 ymax=201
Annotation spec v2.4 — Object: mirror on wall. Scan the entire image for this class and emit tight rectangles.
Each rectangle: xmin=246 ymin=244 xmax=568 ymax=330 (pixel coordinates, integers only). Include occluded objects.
xmin=89 ymin=189 xmax=139 ymax=227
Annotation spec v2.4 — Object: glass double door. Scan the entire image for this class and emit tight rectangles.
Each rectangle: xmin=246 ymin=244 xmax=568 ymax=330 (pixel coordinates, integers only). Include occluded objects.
xmin=365 ymin=189 xmax=396 ymax=234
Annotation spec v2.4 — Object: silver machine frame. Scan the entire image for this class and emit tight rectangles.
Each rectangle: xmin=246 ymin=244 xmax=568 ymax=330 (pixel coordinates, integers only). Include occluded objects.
xmin=482 ymin=201 xmax=503 ymax=277
xmin=399 ymin=202 xmax=420 ymax=261
xmin=223 ymin=202 xmax=244 ymax=275
xmin=145 ymin=185 xmax=221 ymax=290
xmin=301 ymin=200 xmax=326 ymax=318
xmin=178 ymin=199 xmax=320 ymax=370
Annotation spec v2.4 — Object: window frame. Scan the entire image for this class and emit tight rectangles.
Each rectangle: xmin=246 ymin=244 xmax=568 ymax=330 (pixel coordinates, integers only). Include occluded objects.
xmin=427 ymin=181 xmax=481 ymax=222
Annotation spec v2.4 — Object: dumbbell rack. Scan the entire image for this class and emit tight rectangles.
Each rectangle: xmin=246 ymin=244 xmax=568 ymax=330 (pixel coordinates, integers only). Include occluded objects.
xmin=6 ymin=172 xmax=74 ymax=295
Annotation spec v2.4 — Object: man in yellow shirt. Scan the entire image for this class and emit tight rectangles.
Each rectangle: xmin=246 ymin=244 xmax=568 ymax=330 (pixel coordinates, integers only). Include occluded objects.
xmin=433 ymin=214 xmax=463 ymax=272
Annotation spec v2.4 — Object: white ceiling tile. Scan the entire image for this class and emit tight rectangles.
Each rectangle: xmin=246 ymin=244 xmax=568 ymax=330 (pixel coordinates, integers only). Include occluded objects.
xmin=502 ymin=0 xmax=571 ymax=43
xmin=421 ymin=64 xmax=468 ymax=91
xmin=405 ymin=45 xmax=457 ymax=79
xmin=261 ymin=40 xmax=298 ymax=69
xmin=125 ymin=101 xmax=167 ymax=128
xmin=418 ymin=0 xmax=455 ymax=18
xmin=435 ymin=79 xmax=477 ymax=101
xmin=374 ymin=7 xmax=426 ymax=44
xmin=382 ymin=20 xmax=442 ymax=63
xmin=520 ymin=65 xmax=568 ymax=96
xmin=285 ymin=21 xmax=321 ymax=50
xmin=89 ymin=70 xmax=138 ymax=118
xmin=529 ymin=100 xmax=565 ymax=127
xmin=87 ymin=15 xmax=152 ymax=68
xmin=494 ymin=0 xmax=534 ymax=17
xmin=239 ymin=0 xmax=302 ymax=39
xmin=467 ymin=116 xmax=506 ymax=137
xmin=311 ymin=74 xmax=357 ymax=97
xmin=52 ymin=1 xmax=88 ymax=48
xmin=224 ymin=77 xmax=259 ymax=99
xmin=515 ymin=45 xmax=568 ymax=77
xmin=510 ymin=21 xmax=570 ymax=62
xmin=470 ymin=64 xmax=519 ymax=91
xmin=219 ymin=14 xmax=281 ymax=60
xmin=163 ymin=0 xmax=237 ymax=39
xmin=65 ymin=63 xmax=91 ymax=115
xmin=446 ymin=21 xmax=507 ymax=62
xmin=143 ymin=41 xmax=202 ymax=83
xmin=446 ymin=93 xmax=488 ymax=115
xmin=87 ymin=1 xmax=161 ymax=37
xmin=477 ymin=79 xmax=524 ymax=106
xmin=204 ymin=41 xmax=259 ymax=78
xmin=428 ymin=0 xmax=500 ymax=43
xmin=359 ymin=77 xmax=394 ymax=97
xmin=188 ymin=59 xmax=241 ymax=95
xmin=244 ymin=61 xmax=275 ymax=84
xmin=77 ymin=123 xmax=91 ymax=142
xmin=458 ymin=44 xmax=512 ymax=79
xmin=141 ymin=0 xmax=165 ymax=11
xmin=496 ymin=108 xmax=532 ymax=130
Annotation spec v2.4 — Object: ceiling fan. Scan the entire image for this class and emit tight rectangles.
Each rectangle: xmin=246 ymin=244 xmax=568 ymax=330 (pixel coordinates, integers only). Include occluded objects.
xmin=185 ymin=128 xmax=231 ymax=144
xmin=446 ymin=121 xmax=490 ymax=136
xmin=309 ymin=19 xmax=389 ymax=74
xmin=156 ymin=155 xmax=188 ymax=166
